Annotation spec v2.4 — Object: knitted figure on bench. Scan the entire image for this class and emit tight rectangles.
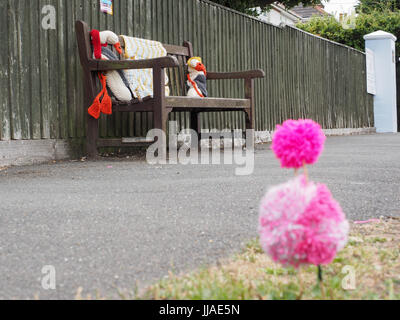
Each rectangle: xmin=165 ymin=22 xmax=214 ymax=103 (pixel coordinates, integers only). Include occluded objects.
xmin=186 ymin=57 xmax=208 ymax=98
xmin=88 ymin=29 xmax=135 ymax=119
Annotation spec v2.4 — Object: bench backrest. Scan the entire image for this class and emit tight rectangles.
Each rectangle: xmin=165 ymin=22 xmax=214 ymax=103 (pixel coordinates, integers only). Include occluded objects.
xmin=75 ymin=20 xmax=193 ymax=102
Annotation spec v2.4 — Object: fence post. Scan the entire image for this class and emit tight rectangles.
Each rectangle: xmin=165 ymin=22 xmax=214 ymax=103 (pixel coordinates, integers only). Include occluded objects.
xmin=364 ymin=31 xmax=397 ymax=133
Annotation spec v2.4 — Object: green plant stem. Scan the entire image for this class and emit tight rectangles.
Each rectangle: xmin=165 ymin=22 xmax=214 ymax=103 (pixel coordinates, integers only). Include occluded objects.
xmin=318 ymin=265 xmax=323 ymax=283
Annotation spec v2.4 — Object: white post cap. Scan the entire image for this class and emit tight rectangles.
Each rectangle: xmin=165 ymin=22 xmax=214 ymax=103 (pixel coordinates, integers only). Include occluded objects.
xmin=364 ymin=30 xmax=397 ymax=41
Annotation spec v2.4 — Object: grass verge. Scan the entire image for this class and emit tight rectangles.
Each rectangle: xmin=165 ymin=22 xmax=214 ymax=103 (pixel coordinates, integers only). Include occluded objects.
xmin=141 ymin=217 xmax=400 ymax=300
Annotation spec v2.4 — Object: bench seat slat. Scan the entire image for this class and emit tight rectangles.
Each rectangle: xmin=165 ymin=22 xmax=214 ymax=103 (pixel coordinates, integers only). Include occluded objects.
xmin=165 ymin=97 xmax=250 ymax=109
xmin=112 ymin=97 xmax=250 ymax=113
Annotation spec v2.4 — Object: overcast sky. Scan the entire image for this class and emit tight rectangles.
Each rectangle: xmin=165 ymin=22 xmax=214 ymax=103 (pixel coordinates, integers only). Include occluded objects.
xmin=322 ymin=0 xmax=359 ymax=16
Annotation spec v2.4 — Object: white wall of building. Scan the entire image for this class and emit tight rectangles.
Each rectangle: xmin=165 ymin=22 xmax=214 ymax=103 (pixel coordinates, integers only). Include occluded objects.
xmin=258 ymin=8 xmax=299 ymax=26
xmin=323 ymin=0 xmax=359 ymax=19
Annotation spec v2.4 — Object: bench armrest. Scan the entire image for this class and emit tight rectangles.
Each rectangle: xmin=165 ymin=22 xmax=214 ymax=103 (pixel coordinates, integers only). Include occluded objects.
xmin=88 ymin=56 xmax=179 ymax=71
xmin=207 ymin=69 xmax=265 ymax=80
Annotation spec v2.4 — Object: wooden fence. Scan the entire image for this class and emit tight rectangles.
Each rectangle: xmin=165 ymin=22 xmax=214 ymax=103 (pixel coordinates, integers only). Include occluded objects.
xmin=0 ymin=0 xmax=374 ymax=143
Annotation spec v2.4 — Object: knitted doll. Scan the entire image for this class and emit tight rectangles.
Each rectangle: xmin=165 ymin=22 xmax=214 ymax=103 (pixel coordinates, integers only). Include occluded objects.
xmin=186 ymin=57 xmax=208 ymax=98
xmin=88 ymin=29 xmax=134 ymax=119
xmin=91 ymin=29 xmax=123 ymax=60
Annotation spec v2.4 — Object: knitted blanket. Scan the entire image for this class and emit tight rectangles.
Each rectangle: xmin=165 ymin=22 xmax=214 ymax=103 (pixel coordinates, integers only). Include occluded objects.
xmin=120 ymin=35 xmax=170 ymax=99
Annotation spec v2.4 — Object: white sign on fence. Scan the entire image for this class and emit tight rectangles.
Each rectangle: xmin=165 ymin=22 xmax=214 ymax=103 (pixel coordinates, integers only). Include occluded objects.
xmin=100 ymin=0 xmax=113 ymax=15
xmin=365 ymin=48 xmax=376 ymax=95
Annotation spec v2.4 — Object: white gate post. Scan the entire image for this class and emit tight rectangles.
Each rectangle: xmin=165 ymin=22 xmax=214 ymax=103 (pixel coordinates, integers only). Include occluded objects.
xmin=364 ymin=31 xmax=397 ymax=133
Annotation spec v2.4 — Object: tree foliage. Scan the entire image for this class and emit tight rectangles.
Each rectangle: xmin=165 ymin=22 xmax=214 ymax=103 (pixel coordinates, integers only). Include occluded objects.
xmin=296 ymin=9 xmax=400 ymax=56
xmin=209 ymin=0 xmax=323 ymax=15
xmin=356 ymin=0 xmax=400 ymax=13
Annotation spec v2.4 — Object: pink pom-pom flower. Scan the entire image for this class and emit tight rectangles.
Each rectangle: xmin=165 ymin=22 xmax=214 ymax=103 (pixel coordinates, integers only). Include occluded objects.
xmin=271 ymin=119 xmax=326 ymax=169
xmin=258 ymin=175 xmax=349 ymax=267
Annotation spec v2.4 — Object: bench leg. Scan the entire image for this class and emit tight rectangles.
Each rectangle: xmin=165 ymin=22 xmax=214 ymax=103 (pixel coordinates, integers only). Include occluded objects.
xmin=86 ymin=114 xmax=99 ymax=158
xmin=245 ymin=110 xmax=254 ymax=131
xmin=83 ymin=66 xmax=99 ymax=158
xmin=153 ymin=66 xmax=169 ymax=158
xmin=153 ymin=108 xmax=169 ymax=158
xmin=244 ymin=78 xmax=255 ymax=147
xmin=190 ymin=112 xmax=201 ymax=145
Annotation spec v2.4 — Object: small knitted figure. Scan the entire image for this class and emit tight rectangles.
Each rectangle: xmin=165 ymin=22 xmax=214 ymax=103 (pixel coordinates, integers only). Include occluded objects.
xmin=90 ymin=29 xmax=122 ymax=59
xmin=88 ymin=29 xmax=134 ymax=119
xmin=186 ymin=57 xmax=208 ymax=98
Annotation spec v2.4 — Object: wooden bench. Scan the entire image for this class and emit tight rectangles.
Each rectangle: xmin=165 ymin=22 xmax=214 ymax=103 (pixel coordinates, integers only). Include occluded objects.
xmin=75 ymin=20 xmax=265 ymax=157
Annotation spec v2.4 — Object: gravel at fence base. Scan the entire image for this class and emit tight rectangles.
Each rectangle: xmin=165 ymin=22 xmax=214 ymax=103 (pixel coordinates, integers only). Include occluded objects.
xmin=0 ymin=133 xmax=399 ymax=299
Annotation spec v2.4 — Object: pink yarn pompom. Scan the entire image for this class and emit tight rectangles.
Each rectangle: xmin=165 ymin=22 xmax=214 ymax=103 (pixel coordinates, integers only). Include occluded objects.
xmin=271 ymin=119 xmax=326 ymax=169
xmin=258 ymin=175 xmax=349 ymax=267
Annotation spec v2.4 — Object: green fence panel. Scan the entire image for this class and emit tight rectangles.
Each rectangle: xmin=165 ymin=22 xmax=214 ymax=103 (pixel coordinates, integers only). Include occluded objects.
xmin=0 ymin=0 xmax=374 ymax=141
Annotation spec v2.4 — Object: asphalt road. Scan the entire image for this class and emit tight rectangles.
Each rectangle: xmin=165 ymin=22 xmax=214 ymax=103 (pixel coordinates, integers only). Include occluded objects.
xmin=0 ymin=133 xmax=399 ymax=299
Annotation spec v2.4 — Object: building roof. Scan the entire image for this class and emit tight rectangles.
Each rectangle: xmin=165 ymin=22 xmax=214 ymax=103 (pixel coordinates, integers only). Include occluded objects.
xmin=256 ymin=2 xmax=303 ymax=26
xmin=290 ymin=4 xmax=328 ymax=20
xmin=272 ymin=2 xmax=303 ymax=20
